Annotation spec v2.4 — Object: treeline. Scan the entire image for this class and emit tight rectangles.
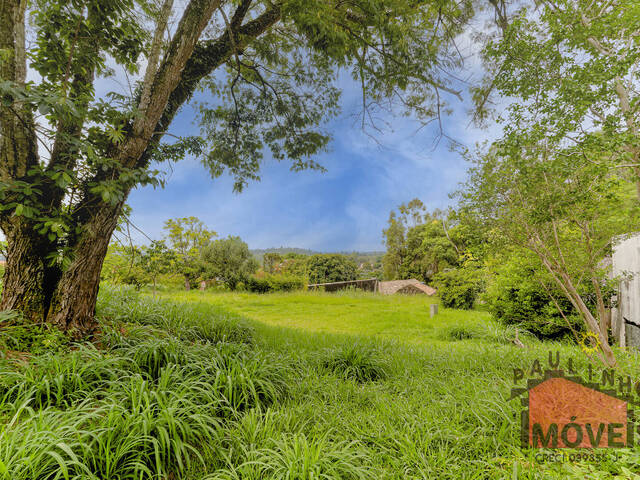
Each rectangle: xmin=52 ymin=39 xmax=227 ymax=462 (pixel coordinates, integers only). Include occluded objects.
xmin=382 ymin=196 xmax=610 ymax=343
xmin=381 ymin=199 xmax=484 ymax=310
xmin=102 ymin=217 xmax=379 ymax=294
xmin=381 ymin=1 xmax=640 ymax=369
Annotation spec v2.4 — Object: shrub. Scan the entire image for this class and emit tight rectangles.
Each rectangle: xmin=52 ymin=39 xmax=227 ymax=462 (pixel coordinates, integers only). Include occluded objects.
xmin=438 ymin=325 xmax=484 ymax=341
xmin=0 ymin=310 xmax=70 ymax=354
xmin=484 ymin=255 xmax=583 ymax=339
xmin=246 ymin=274 xmax=306 ymax=293
xmin=433 ymin=267 xmax=483 ymax=310
xmin=320 ymin=343 xmax=387 ymax=383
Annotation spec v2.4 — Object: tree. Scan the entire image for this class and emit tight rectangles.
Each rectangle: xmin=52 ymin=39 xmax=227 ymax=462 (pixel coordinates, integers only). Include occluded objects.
xmin=307 ymin=254 xmax=357 ymax=284
xmin=1 ymin=0 xmax=475 ymax=338
xmin=382 ymin=201 xmax=467 ymax=282
xmin=163 ymin=217 xmax=215 ymax=289
xmin=382 ymin=211 xmax=406 ymax=280
xmin=476 ymin=0 xmax=640 ymax=197
xmin=200 ymin=236 xmax=258 ymax=290
xmin=467 ymin=0 xmax=640 ymax=366
xmin=139 ymin=240 xmax=175 ymax=296
xmin=263 ymin=252 xmax=283 ymax=275
xmin=461 ymin=141 xmax=638 ymax=367
xmin=406 ymin=220 xmax=459 ymax=282
xmin=397 ymin=198 xmax=428 ymax=228
xmin=101 ymin=244 xmax=149 ymax=289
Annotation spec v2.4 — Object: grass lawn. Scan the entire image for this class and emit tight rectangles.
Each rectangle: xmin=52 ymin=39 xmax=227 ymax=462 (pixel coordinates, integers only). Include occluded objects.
xmin=2 ymin=287 xmax=640 ymax=479
xmin=156 ymin=289 xmax=640 ymax=479
xmin=161 ymin=290 xmax=493 ymax=345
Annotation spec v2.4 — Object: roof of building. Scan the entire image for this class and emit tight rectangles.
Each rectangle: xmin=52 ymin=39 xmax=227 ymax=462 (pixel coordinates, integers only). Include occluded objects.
xmin=378 ymin=279 xmax=436 ymax=296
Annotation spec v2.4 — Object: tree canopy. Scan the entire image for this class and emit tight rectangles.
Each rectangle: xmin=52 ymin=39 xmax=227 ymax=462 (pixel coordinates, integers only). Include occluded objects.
xmin=0 ymin=0 xmax=480 ymax=335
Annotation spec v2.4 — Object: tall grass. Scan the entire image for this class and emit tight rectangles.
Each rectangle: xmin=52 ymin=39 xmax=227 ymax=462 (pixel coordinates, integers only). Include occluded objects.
xmin=0 ymin=287 xmax=291 ymax=479
xmin=319 ymin=343 xmax=388 ymax=383
xmin=1 ymin=286 xmax=636 ymax=479
xmin=98 ymin=285 xmax=253 ymax=344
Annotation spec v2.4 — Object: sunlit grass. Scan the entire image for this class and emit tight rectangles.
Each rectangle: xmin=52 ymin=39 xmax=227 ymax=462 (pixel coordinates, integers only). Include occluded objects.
xmin=1 ymin=286 xmax=639 ymax=478
xmin=160 ymin=289 xmax=493 ymax=346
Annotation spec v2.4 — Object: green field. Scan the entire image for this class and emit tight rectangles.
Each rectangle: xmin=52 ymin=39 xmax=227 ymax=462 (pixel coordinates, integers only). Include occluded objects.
xmin=162 ymin=290 xmax=492 ymax=344
xmin=2 ymin=288 xmax=640 ymax=479
xmin=156 ymin=290 xmax=640 ymax=479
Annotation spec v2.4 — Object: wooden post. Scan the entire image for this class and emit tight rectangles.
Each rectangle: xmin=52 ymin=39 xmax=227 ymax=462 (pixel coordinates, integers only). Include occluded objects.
xmin=430 ymin=304 xmax=438 ymax=318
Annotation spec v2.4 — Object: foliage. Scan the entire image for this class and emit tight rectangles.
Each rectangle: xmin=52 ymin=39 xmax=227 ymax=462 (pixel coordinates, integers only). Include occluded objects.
xmin=382 ymin=200 xmax=472 ymax=283
xmin=306 ymin=254 xmax=357 ymax=284
xmin=101 ymin=244 xmax=149 ymax=288
xmin=320 ymin=343 xmax=387 ymax=383
xmin=484 ymin=252 xmax=584 ymax=339
xmin=0 ymin=310 xmax=70 ymax=354
xmin=246 ymin=274 xmax=306 ymax=293
xmin=0 ymin=0 xmax=481 ymax=335
xmin=261 ymin=252 xmax=309 ymax=278
xmin=102 ymin=241 xmax=176 ymax=291
xmin=164 ymin=217 xmax=216 ymax=288
xmin=139 ymin=240 xmax=176 ymax=293
xmin=433 ymin=262 xmax=484 ymax=310
xmin=200 ymin=236 xmax=259 ymax=290
xmin=470 ymin=0 xmax=640 ymax=365
xmin=461 ymin=133 xmax=638 ymax=366
xmin=382 ymin=211 xmax=406 ymax=280
xmin=476 ymin=0 xmax=640 ymax=185
xmin=263 ymin=252 xmax=283 ymax=275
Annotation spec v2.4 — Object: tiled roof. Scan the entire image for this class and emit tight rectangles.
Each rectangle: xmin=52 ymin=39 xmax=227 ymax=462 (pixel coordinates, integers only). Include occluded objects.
xmin=378 ymin=279 xmax=436 ymax=296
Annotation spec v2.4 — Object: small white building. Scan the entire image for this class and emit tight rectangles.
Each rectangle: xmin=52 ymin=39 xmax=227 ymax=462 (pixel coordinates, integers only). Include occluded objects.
xmin=611 ymin=233 xmax=640 ymax=348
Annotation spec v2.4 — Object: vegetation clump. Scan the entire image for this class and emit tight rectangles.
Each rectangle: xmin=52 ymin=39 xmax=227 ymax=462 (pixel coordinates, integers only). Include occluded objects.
xmin=0 ymin=288 xmax=291 ymax=479
xmin=320 ymin=343 xmax=388 ymax=383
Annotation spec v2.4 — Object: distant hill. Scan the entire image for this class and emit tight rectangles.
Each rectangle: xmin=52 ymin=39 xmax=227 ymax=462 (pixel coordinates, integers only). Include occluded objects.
xmin=251 ymin=247 xmax=320 ymax=262
xmin=251 ymin=247 xmax=384 ymax=265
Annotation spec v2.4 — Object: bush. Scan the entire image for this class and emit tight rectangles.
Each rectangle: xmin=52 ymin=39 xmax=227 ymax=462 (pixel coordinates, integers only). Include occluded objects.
xmin=484 ymin=256 xmax=583 ymax=339
xmin=0 ymin=310 xmax=70 ymax=354
xmin=433 ymin=267 xmax=483 ymax=310
xmin=246 ymin=274 xmax=306 ymax=293
xmin=437 ymin=324 xmax=485 ymax=341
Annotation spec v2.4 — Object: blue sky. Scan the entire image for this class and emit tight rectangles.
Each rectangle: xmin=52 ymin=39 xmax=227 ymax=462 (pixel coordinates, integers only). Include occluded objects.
xmin=9 ymin=9 xmax=501 ymax=253
xmin=127 ymin=76 xmax=498 ymax=252
xmin=113 ymin=11 xmax=502 ymax=253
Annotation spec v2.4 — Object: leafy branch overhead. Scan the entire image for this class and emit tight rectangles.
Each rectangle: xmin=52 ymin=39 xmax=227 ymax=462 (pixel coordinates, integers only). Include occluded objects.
xmin=0 ymin=0 xmax=478 ymax=333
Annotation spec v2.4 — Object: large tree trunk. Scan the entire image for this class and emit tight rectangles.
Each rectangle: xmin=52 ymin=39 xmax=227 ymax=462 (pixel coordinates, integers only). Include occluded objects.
xmin=46 ymin=202 xmax=124 ymax=338
xmin=0 ymin=225 xmax=47 ymax=319
xmin=0 ymin=0 xmax=281 ymax=342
